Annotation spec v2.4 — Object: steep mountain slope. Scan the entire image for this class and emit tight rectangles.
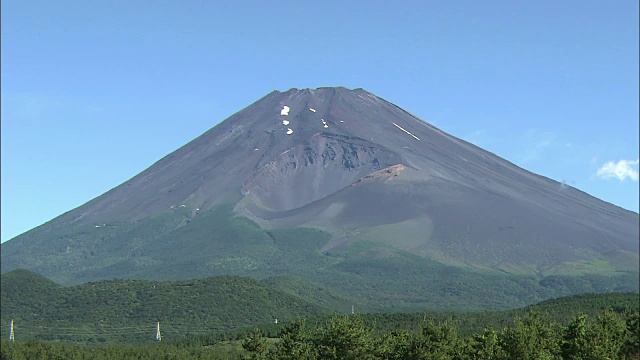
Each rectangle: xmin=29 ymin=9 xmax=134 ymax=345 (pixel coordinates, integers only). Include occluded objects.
xmin=1 ymin=87 xmax=638 ymax=310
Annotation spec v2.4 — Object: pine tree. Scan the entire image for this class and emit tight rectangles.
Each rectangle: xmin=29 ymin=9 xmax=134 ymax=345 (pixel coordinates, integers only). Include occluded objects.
xmin=500 ymin=311 xmax=561 ymax=359
xmin=622 ymin=310 xmax=640 ymax=359
xmin=562 ymin=314 xmax=589 ymax=359
xmin=314 ymin=315 xmax=376 ymax=360
xmin=469 ymin=328 xmax=506 ymax=360
xmin=405 ymin=319 xmax=461 ymax=360
xmin=242 ymin=328 xmax=267 ymax=360
xmin=584 ymin=308 xmax=627 ymax=359
xmin=376 ymin=329 xmax=412 ymax=360
xmin=268 ymin=318 xmax=316 ymax=360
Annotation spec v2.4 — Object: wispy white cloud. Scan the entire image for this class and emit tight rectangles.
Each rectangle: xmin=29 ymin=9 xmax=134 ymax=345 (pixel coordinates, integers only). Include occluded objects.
xmin=596 ymin=159 xmax=640 ymax=181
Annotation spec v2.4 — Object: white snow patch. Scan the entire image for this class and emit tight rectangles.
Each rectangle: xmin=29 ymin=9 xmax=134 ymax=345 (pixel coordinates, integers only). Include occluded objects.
xmin=309 ymin=108 xmax=316 ymax=112
xmin=392 ymin=122 xmax=421 ymax=141
xmin=286 ymin=128 xmax=294 ymax=135
xmin=280 ymin=106 xmax=290 ymax=116
xmin=282 ymin=120 xmax=290 ymax=126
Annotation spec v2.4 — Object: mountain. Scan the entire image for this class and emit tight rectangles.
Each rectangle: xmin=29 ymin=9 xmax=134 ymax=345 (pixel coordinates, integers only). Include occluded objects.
xmin=1 ymin=87 xmax=638 ymax=310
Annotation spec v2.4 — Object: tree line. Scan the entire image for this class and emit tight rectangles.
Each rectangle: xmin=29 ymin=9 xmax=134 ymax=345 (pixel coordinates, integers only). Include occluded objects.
xmin=2 ymin=308 xmax=638 ymax=359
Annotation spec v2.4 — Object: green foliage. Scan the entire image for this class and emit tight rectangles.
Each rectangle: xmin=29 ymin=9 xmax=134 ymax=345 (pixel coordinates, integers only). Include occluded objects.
xmin=500 ymin=311 xmax=561 ymax=359
xmin=622 ymin=310 xmax=640 ymax=359
xmin=242 ymin=328 xmax=268 ymax=360
xmin=562 ymin=309 xmax=637 ymax=360
xmin=469 ymin=328 xmax=506 ymax=359
xmin=562 ymin=314 xmax=589 ymax=359
xmin=584 ymin=309 xmax=627 ymax=359
xmin=314 ymin=316 xmax=376 ymax=360
xmin=2 ymin=268 xmax=638 ymax=348
xmin=268 ymin=318 xmax=316 ymax=360
xmin=3 ymin=205 xmax=637 ymax=313
xmin=0 ymin=271 xmax=331 ymax=343
xmin=376 ymin=329 xmax=412 ymax=360
xmin=1 ymin=307 xmax=639 ymax=359
xmin=404 ymin=319 xmax=463 ymax=360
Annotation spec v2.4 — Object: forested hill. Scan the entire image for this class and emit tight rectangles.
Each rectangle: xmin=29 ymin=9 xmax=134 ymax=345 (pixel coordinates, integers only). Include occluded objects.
xmin=341 ymin=291 xmax=640 ymax=338
xmin=0 ymin=269 xmax=332 ymax=342
xmin=1 ymin=270 xmax=638 ymax=345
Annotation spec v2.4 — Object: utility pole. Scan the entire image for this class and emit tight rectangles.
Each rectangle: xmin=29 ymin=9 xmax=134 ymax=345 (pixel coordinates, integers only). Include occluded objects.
xmin=155 ymin=322 xmax=162 ymax=341
xmin=9 ymin=320 xmax=14 ymax=342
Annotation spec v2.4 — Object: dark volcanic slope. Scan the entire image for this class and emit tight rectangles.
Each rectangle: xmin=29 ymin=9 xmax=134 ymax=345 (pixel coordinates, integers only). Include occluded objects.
xmin=2 ymin=87 xmax=638 ymax=295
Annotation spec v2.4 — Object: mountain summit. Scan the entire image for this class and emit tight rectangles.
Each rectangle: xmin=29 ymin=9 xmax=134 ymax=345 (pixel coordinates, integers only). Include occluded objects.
xmin=2 ymin=87 xmax=638 ymax=310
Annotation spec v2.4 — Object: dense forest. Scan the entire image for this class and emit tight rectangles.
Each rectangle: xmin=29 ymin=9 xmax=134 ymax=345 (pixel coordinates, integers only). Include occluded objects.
xmin=1 ymin=307 xmax=638 ymax=359
xmin=2 ymin=268 xmax=638 ymax=344
xmin=1 ymin=269 xmax=638 ymax=358
xmin=0 ymin=269 xmax=332 ymax=343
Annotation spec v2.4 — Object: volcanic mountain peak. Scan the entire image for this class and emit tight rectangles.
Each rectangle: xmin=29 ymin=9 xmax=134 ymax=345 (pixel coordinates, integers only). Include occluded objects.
xmin=1 ymin=87 xmax=638 ymax=306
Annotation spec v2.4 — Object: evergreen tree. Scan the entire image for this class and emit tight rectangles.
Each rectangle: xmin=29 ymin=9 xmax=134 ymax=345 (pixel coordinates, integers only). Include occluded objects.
xmin=469 ymin=328 xmax=506 ymax=360
xmin=405 ymin=319 xmax=461 ymax=360
xmin=561 ymin=314 xmax=592 ymax=359
xmin=583 ymin=308 xmax=627 ymax=359
xmin=314 ymin=315 xmax=376 ymax=360
xmin=500 ymin=311 xmax=561 ymax=359
xmin=268 ymin=317 xmax=316 ymax=360
xmin=376 ymin=329 xmax=412 ymax=360
xmin=242 ymin=328 xmax=267 ymax=360
xmin=622 ymin=310 xmax=640 ymax=359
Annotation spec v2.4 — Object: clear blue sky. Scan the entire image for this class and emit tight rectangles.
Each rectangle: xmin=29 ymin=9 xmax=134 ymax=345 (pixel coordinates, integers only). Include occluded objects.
xmin=2 ymin=1 xmax=638 ymax=243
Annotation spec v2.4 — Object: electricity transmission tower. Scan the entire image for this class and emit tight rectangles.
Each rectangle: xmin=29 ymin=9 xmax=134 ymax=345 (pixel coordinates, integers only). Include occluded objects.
xmin=155 ymin=322 xmax=162 ymax=341
xmin=9 ymin=320 xmax=15 ymax=342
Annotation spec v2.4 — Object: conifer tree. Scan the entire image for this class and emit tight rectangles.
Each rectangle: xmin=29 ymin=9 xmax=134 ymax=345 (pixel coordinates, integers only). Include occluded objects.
xmin=268 ymin=318 xmax=316 ymax=360
xmin=314 ymin=315 xmax=376 ymax=360
xmin=242 ymin=328 xmax=267 ymax=360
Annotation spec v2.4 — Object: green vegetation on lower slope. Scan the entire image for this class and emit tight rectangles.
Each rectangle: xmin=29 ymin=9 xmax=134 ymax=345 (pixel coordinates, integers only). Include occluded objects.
xmin=261 ymin=276 xmax=356 ymax=314
xmin=346 ymin=292 xmax=640 ymax=338
xmin=0 ymin=270 xmax=331 ymax=343
xmin=179 ymin=292 xmax=639 ymax=344
xmin=2 ymin=206 xmax=638 ymax=312
xmin=2 ymin=270 xmax=638 ymax=348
